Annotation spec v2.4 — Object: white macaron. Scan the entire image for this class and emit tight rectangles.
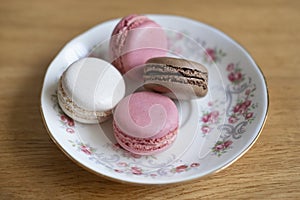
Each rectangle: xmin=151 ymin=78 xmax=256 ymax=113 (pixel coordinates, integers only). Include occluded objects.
xmin=57 ymin=57 xmax=125 ymax=124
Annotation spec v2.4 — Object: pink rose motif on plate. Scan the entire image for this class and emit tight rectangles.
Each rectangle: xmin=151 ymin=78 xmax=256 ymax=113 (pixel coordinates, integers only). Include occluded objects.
xmin=59 ymin=113 xmax=76 ymax=134
xmin=68 ymin=140 xmax=97 ymax=156
xmin=229 ymin=98 xmax=257 ymax=124
xmin=80 ymin=145 xmax=92 ymax=155
xmin=204 ymin=47 xmax=226 ymax=63
xmin=66 ymin=128 xmax=75 ymax=134
xmin=171 ymin=163 xmax=200 ymax=173
xmin=175 ymin=165 xmax=188 ymax=173
xmin=202 ymin=111 xmax=219 ymax=123
xmin=201 ymin=125 xmax=211 ymax=134
xmin=200 ymin=108 xmax=221 ymax=136
xmin=228 ymin=71 xmax=243 ymax=83
xmin=226 ymin=63 xmax=245 ymax=84
xmin=131 ymin=167 xmax=142 ymax=175
xmin=68 ymin=120 xmax=75 ymax=127
xmin=190 ymin=163 xmax=200 ymax=168
xmin=245 ymin=112 xmax=254 ymax=119
xmin=233 ymin=100 xmax=251 ymax=115
xmin=212 ymin=140 xmax=233 ymax=157
xmin=226 ymin=63 xmax=235 ymax=71
xmin=60 ymin=115 xmax=67 ymax=122
xmin=228 ymin=116 xmax=238 ymax=124
xmin=205 ymin=48 xmax=216 ymax=62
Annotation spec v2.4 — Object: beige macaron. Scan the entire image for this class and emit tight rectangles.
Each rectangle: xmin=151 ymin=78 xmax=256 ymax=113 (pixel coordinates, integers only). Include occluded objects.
xmin=57 ymin=57 xmax=126 ymax=124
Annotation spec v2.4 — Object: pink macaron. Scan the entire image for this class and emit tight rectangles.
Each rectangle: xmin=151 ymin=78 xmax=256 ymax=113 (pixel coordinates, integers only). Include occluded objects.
xmin=113 ymin=91 xmax=179 ymax=155
xmin=110 ymin=14 xmax=168 ymax=74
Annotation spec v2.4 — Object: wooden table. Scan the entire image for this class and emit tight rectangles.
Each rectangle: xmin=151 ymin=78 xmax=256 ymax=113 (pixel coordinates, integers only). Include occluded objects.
xmin=1 ymin=0 xmax=299 ymax=199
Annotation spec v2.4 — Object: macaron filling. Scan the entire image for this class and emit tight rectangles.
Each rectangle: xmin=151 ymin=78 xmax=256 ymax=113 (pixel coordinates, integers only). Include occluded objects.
xmin=143 ymin=57 xmax=209 ymax=99
xmin=144 ymin=64 xmax=208 ymax=89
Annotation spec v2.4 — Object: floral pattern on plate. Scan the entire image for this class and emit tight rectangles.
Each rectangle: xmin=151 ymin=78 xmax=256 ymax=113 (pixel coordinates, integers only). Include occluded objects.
xmin=198 ymin=61 xmax=258 ymax=156
xmin=69 ymin=138 xmax=201 ymax=177
xmin=167 ymin=30 xmax=226 ymax=64
xmin=51 ymin=94 xmax=76 ymax=134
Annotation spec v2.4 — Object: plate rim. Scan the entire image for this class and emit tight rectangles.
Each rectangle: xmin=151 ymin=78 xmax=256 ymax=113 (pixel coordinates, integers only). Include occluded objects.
xmin=40 ymin=14 xmax=269 ymax=185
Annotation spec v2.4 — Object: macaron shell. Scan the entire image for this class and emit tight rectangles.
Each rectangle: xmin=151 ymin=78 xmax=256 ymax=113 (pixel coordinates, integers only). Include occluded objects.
xmin=110 ymin=15 xmax=168 ymax=74
xmin=121 ymin=22 xmax=168 ymax=73
xmin=110 ymin=15 xmax=147 ymax=73
xmin=113 ymin=91 xmax=178 ymax=139
xmin=111 ymin=14 xmax=146 ymax=37
xmin=62 ymin=57 xmax=125 ymax=111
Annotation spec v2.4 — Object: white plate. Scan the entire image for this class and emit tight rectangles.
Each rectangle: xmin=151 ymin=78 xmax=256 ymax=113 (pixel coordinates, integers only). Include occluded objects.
xmin=40 ymin=14 xmax=268 ymax=185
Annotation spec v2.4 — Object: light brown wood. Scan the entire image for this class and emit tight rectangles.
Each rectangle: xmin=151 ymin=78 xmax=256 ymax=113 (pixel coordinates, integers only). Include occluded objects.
xmin=1 ymin=0 xmax=299 ymax=199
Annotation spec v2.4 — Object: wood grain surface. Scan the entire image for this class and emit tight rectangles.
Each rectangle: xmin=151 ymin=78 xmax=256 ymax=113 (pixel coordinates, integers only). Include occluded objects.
xmin=1 ymin=0 xmax=299 ymax=199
